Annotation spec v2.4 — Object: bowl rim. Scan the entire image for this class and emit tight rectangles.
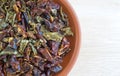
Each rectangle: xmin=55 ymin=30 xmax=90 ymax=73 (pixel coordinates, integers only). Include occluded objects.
xmin=57 ymin=0 xmax=81 ymax=76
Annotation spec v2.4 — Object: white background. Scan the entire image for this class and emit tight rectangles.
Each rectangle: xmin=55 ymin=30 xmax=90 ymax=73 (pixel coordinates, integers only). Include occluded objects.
xmin=68 ymin=0 xmax=120 ymax=76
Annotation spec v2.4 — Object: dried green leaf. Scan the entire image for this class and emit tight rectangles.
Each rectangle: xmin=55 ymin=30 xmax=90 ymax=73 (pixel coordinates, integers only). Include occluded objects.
xmin=14 ymin=24 xmax=28 ymax=38
xmin=34 ymin=39 xmax=42 ymax=48
xmin=16 ymin=53 xmax=23 ymax=57
xmin=41 ymin=26 xmax=63 ymax=42
xmin=0 ymin=2 xmax=5 ymax=13
xmin=0 ymin=19 xmax=9 ymax=30
xmin=0 ymin=42 xmax=3 ymax=51
xmin=5 ymin=11 xmax=16 ymax=25
xmin=41 ymin=25 xmax=48 ymax=33
xmin=35 ymin=16 xmax=43 ymax=23
xmin=60 ymin=7 xmax=65 ymax=21
xmin=0 ymin=46 xmax=18 ymax=56
xmin=20 ymin=0 xmax=29 ymax=12
xmin=61 ymin=27 xmax=73 ymax=36
xmin=2 ymin=37 xmax=14 ymax=43
xmin=12 ymin=13 xmax=16 ymax=26
xmin=51 ymin=9 xmax=57 ymax=16
xmin=29 ymin=43 xmax=37 ymax=56
xmin=19 ymin=40 xmax=29 ymax=54
xmin=44 ymin=32 xmax=63 ymax=42
xmin=27 ymin=31 xmax=36 ymax=39
xmin=29 ymin=21 xmax=37 ymax=32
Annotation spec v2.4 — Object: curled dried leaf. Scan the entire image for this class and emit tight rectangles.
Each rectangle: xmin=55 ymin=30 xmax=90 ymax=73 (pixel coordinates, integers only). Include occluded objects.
xmin=47 ymin=40 xmax=60 ymax=56
xmin=16 ymin=1 xmax=21 ymax=8
xmin=43 ymin=32 xmax=63 ymax=42
xmin=2 ymin=37 xmax=14 ymax=43
xmin=50 ymin=15 xmax=54 ymax=22
xmin=41 ymin=26 xmax=63 ymax=42
xmin=19 ymin=40 xmax=29 ymax=54
xmin=15 ymin=24 xmax=27 ymax=38
xmin=29 ymin=43 xmax=37 ymax=56
xmin=58 ymin=37 xmax=70 ymax=56
xmin=16 ymin=12 xmax=22 ymax=21
xmin=38 ymin=48 xmax=53 ymax=61
xmin=0 ymin=46 xmax=18 ymax=56
xmin=61 ymin=27 xmax=74 ymax=36
xmin=51 ymin=64 xmax=62 ymax=73
xmin=13 ymin=4 xmax=19 ymax=13
xmin=27 ymin=31 xmax=36 ymax=39
xmin=33 ymin=67 xmax=41 ymax=76
xmin=0 ymin=19 xmax=9 ymax=30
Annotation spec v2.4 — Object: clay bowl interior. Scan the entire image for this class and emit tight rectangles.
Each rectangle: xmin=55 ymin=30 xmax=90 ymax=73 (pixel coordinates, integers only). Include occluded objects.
xmin=53 ymin=0 xmax=80 ymax=76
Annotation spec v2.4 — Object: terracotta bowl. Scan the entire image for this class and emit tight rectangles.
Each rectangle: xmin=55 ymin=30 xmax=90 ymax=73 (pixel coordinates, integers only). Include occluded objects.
xmin=54 ymin=0 xmax=81 ymax=76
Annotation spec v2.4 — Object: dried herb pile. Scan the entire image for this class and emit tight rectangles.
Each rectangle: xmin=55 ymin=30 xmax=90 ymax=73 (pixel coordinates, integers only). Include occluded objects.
xmin=0 ymin=0 xmax=73 ymax=76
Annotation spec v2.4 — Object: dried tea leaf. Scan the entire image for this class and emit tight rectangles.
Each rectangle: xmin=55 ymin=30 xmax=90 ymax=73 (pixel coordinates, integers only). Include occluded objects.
xmin=22 ymin=12 xmax=29 ymax=30
xmin=33 ymin=67 xmax=41 ymax=76
xmin=51 ymin=9 xmax=57 ymax=16
xmin=50 ymin=15 xmax=54 ymax=22
xmin=15 ymin=24 xmax=27 ymax=38
xmin=20 ymin=0 xmax=27 ymax=12
xmin=2 ymin=37 xmax=14 ymax=43
xmin=41 ymin=26 xmax=63 ymax=42
xmin=51 ymin=64 xmax=62 ymax=73
xmin=0 ymin=46 xmax=18 ymax=56
xmin=0 ymin=20 xmax=9 ymax=30
xmin=38 ymin=48 xmax=53 ymax=61
xmin=34 ymin=39 xmax=42 ymax=48
xmin=0 ymin=0 xmax=73 ymax=75
xmin=35 ymin=16 xmax=43 ymax=23
xmin=58 ymin=37 xmax=70 ymax=56
xmin=0 ymin=42 xmax=2 ymax=51
xmin=61 ymin=27 xmax=74 ymax=36
xmin=27 ymin=31 xmax=36 ymax=39
xmin=60 ymin=7 xmax=65 ymax=21
xmin=5 ymin=11 xmax=16 ymax=25
xmin=47 ymin=40 xmax=60 ymax=55
xmin=43 ymin=32 xmax=63 ymax=42
xmin=29 ymin=21 xmax=37 ymax=32
xmin=13 ymin=4 xmax=19 ymax=13
xmin=29 ymin=43 xmax=37 ymax=56
xmin=19 ymin=40 xmax=29 ymax=54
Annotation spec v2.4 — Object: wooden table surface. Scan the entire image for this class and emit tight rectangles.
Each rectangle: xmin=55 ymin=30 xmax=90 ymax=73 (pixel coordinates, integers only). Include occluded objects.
xmin=68 ymin=0 xmax=120 ymax=76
